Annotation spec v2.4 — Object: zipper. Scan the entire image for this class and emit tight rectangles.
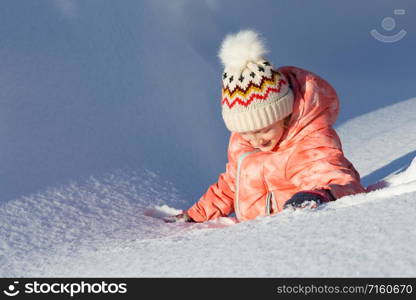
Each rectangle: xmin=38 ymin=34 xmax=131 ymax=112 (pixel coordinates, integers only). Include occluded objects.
xmin=235 ymin=149 xmax=260 ymax=221
xmin=265 ymin=192 xmax=272 ymax=215
xmin=271 ymin=191 xmax=277 ymax=213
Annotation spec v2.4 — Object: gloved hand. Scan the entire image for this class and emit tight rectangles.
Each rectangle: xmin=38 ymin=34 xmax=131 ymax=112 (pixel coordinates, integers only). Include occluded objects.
xmin=283 ymin=189 xmax=334 ymax=209
xmin=163 ymin=211 xmax=195 ymax=223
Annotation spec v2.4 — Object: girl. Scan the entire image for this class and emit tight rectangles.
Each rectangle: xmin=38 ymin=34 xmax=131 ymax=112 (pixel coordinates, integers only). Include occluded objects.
xmin=164 ymin=30 xmax=366 ymax=223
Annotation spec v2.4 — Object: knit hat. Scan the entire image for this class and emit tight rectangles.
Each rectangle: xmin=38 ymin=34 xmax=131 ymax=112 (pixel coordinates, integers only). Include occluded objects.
xmin=218 ymin=30 xmax=294 ymax=132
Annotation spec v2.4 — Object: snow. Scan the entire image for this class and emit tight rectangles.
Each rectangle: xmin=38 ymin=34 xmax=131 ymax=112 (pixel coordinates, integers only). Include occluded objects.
xmin=1 ymin=98 xmax=416 ymax=277
xmin=1 ymin=1 xmax=416 ymax=277
xmin=337 ymin=97 xmax=416 ymax=188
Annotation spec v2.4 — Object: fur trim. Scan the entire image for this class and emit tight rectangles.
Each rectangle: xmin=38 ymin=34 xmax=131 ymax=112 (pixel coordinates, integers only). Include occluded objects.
xmin=218 ymin=30 xmax=268 ymax=73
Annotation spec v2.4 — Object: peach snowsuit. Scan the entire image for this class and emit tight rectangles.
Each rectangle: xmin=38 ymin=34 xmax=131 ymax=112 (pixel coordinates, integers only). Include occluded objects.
xmin=187 ymin=66 xmax=366 ymax=222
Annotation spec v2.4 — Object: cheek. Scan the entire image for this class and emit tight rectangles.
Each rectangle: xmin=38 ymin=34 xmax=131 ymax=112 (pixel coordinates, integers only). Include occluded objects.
xmin=268 ymin=128 xmax=284 ymax=141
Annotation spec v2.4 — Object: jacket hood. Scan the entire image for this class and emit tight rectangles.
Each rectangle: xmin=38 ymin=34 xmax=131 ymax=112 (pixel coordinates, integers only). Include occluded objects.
xmin=231 ymin=65 xmax=340 ymax=151
xmin=276 ymin=66 xmax=340 ymax=149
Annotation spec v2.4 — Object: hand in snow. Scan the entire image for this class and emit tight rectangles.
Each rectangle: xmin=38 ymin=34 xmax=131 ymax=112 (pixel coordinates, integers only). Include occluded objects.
xmin=163 ymin=211 xmax=195 ymax=223
xmin=283 ymin=189 xmax=334 ymax=209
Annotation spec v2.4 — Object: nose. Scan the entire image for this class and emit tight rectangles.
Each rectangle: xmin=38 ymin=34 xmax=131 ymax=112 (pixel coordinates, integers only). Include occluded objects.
xmin=252 ymin=137 xmax=267 ymax=147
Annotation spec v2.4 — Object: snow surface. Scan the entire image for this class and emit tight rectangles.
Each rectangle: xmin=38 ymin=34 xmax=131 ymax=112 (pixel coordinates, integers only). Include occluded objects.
xmin=1 ymin=98 xmax=416 ymax=277
xmin=2 ymin=0 xmax=415 ymax=206
xmin=337 ymin=97 xmax=416 ymax=188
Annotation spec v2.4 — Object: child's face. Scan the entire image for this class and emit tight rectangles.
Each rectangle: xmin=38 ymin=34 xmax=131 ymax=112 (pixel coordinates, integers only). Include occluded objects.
xmin=239 ymin=119 xmax=286 ymax=152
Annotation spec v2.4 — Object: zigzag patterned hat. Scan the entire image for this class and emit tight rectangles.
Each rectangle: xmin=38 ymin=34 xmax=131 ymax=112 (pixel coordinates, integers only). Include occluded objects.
xmin=218 ymin=30 xmax=294 ymax=132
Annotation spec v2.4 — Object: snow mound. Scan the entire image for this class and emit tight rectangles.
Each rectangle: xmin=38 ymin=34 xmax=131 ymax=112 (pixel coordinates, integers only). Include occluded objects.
xmin=0 ymin=169 xmax=185 ymax=276
xmin=144 ymin=205 xmax=182 ymax=219
xmin=337 ymin=97 xmax=416 ymax=182
xmin=2 ymin=97 xmax=416 ymax=277
xmin=366 ymin=156 xmax=416 ymax=191
xmin=9 ymin=185 xmax=416 ymax=277
xmin=384 ymin=156 xmax=416 ymax=187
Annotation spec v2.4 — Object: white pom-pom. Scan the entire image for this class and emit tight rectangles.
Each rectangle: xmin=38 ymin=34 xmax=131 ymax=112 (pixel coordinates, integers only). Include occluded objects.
xmin=218 ymin=30 xmax=268 ymax=73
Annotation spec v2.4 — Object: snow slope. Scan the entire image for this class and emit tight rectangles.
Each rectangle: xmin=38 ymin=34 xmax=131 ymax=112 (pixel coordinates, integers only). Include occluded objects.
xmin=2 ymin=0 xmax=415 ymax=206
xmin=337 ymin=97 xmax=416 ymax=188
xmin=1 ymin=97 xmax=415 ymax=277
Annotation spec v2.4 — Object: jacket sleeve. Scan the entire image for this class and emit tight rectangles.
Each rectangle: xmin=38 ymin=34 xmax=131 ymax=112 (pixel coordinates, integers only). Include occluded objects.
xmin=285 ymin=128 xmax=366 ymax=200
xmin=187 ymin=137 xmax=238 ymax=222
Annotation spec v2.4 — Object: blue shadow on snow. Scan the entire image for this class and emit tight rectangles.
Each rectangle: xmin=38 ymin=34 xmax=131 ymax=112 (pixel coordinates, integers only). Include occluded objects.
xmin=361 ymin=150 xmax=416 ymax=187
